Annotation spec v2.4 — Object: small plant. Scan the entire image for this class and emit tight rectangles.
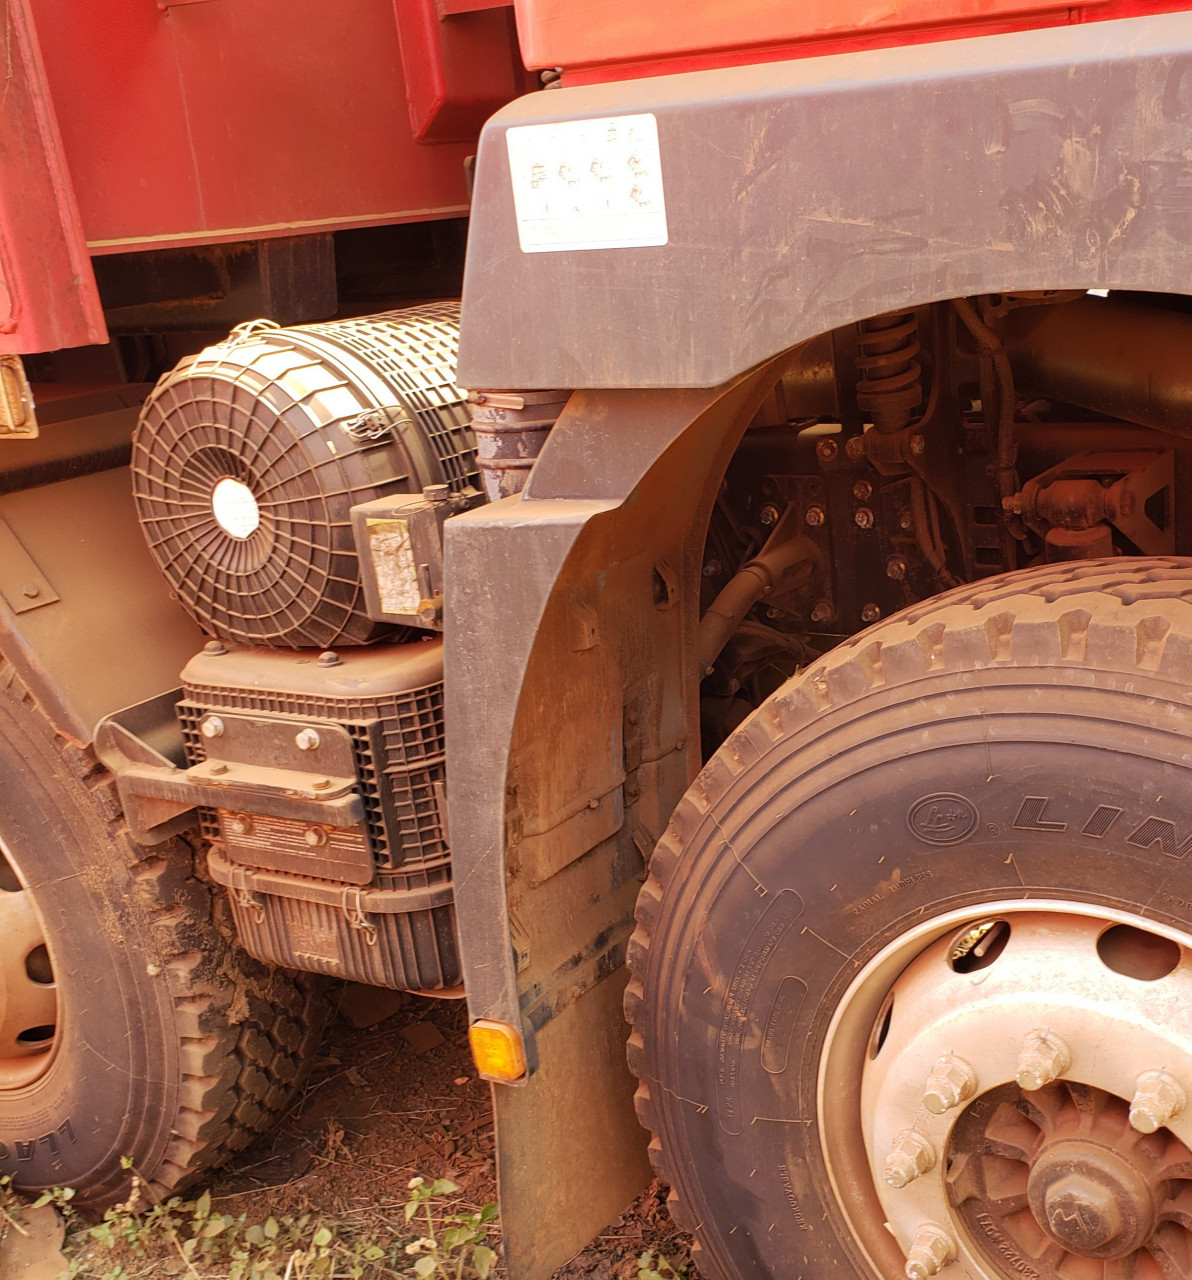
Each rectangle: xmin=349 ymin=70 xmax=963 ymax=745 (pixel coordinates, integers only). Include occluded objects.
xmin=638 ymin=1251 xmax=686 ymax=1280
xmin=402 ymin=1177 xmax=497 ymax=1280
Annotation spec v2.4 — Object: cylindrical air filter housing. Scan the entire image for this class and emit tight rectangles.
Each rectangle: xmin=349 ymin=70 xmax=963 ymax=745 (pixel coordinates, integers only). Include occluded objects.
xmin=132 ymin=303 xmax=477 ymax=649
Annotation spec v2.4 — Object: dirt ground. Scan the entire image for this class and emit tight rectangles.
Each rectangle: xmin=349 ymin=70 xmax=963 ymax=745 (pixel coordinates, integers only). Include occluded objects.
xmin=206 ymin=985 xmax=700 ymax=1280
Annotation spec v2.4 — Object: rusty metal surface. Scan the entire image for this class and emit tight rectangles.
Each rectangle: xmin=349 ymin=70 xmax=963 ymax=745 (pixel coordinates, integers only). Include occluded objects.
xmin=445 ymin=360 xmax=789 ymax=1279
xmin=1003 ymin=295 xmax=1192 ymax=436
xmin=458 ymin=14 xmax=1192 ymax=390
xmin=0 ymin=468 xmax=205 ymax=743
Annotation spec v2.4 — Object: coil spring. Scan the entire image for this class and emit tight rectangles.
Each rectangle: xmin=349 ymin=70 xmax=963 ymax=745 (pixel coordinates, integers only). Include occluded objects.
xmin=855 ymin=311 xmax=922 ymax=433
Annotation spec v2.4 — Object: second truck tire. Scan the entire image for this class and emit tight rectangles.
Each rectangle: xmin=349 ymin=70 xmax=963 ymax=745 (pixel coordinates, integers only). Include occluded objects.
xmin=0 ymin=654 xmax=325 ymax=1204
xmin=627 ymin=558 xmax=1192 ymax=1280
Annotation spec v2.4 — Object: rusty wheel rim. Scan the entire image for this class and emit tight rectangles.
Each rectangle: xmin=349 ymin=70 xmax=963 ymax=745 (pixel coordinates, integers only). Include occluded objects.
xmin=818 ymin=904 xmax=1192 ymax=1280
xmin=0 ymin=836 xmax=58 ymax=1089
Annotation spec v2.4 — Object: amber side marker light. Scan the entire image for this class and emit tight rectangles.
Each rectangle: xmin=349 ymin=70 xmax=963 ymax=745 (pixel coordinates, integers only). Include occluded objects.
xmin=469 ymin=1019 xmax=528 ymax=1082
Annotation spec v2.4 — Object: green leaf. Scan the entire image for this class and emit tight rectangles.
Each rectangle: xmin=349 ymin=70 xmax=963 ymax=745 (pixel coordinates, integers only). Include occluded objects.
xmin=194 ymin=1190 xmax=212 ymax=1220
xmin=441 ymin=1227 xmax=470 ymax=1251
xmin=479 ymin=1203 xmax=499 ymax=1225
xmin=414 ymin=1254 xmax=438 ymax=1278
xmin=430 ymin=1179 xmax=459 ymax=1196
xmin=473 ymin=1245 xmax=495 ymax=1279
xmin=405 ymin=1200 xmax=420 ymax=1222
xmin=203 ymin=1217 xmax=227 ymax=1238
xmin=313 ymin=1226 xmax=333 ymax=1248
xmin=264 ymin=1217 xmax=280 ymax=1239
xmin=245 ymin=1225 xmax=265 ymax=1246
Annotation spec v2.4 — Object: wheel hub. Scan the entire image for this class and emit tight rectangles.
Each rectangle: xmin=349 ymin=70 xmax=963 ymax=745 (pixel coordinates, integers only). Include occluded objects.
xmin=1028 ymin=1140 xmax=1154 ymax=1256
xmin=0 ymin=839 xmax=57 ymax=1089
xmin=821 ymin=906 xmax=1192 ymax=1280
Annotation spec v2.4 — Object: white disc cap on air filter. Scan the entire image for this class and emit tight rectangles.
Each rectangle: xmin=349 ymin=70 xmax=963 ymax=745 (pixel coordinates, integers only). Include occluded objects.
xmin=131 ymin=302 xmax=478 ymax=649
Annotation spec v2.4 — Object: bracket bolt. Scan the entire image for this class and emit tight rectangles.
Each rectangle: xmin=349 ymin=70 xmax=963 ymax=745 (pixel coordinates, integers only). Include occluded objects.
xmin=810 ymin=599 xmax=835 ymax=625
xmin=854 ymin=506 xmax=875 ymax=530
xmin=904 ymin=1224 xmax=956 ymax=1280
xmin=909 ymin=434 xmax=927 ymax=457
xmin=1015 ymin=1029 xmax=1071 ymax=1091
xmin=21 ymin=583 xmax=39 ymax=599
xmin=884 ymin=1129 xmax=936 ymax=1189
xmin=304 ymin=826 xmax=328 ymax=847
xmin=317 ymin=650 xmax=341 ymax=668
xmin=886 ymin=556 xmax=907 ymax=581
xmin=295 ymin=728 xmax=321 ymax=752
xmin=853 ymin=480 xmax=873 ymax=501
xmin=861 ymin=603 xmax=881 ymax=624
xmin=209 ymin=762 xmax=229 ymax=776
xmin=200 ymin=716 xmax=225 ymax=739
xmin=845 ymin=435 xmax=867 ymax=462
xmin=1130 ymin=1069 xmax=1187 ymax=1133
xmin=760 ymin=503 xmax=781 ymax=526
xmin=226 ymin=813 xmax=253 ymax=837
xmin=816 ymin=439 xmax=838 ymax=464
xmin=203 ymin=639 xmax=228 ymax=656
xmin=312 ymin=778 xmax=333 ymax=791
xmin=923 ymin=1052 xmax=977 ymax=1115
xmin=804 ymin=505 xmax=826 ymax=529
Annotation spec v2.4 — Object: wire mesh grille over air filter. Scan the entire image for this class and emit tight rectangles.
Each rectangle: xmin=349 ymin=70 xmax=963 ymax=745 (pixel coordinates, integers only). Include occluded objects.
xmin=132 ymin=303 xmax=476 ymax=649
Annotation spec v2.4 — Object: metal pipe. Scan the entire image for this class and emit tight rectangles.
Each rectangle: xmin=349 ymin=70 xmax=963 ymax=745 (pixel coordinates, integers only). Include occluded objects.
xmin=1002 ymin=295 xmax=1192 ymax=436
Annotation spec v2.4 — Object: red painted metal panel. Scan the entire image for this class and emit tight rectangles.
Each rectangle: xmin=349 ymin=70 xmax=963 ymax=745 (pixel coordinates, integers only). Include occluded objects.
xmin=0 ymin=0 xmax=106 ymax=355
xmin=513 ymin=0 xmax=1192 ymax=75
xmin=394 ymin=0 xmax=528 ymax=143
xmin=28 ymin=0 xmax=495 ymax=254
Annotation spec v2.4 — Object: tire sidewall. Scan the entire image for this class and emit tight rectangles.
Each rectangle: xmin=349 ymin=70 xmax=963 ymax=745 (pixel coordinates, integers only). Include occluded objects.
xmin=644 ymin=665 xmax=1192 ymax=1280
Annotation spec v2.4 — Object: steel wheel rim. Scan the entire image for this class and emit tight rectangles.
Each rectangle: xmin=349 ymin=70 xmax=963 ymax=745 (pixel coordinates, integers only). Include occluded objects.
xmin=818 ymin=900 xmax=1192 ymax=1280
xmin=0 ymin=834 xmax=58 ymax=1089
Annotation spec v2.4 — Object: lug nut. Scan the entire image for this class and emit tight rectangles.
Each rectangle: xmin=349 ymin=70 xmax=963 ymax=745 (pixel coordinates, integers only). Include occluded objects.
xmin=845 ymin=435 xmax=867 ymax=462
xmin=1129 ymin=1069 xmax=1187 ymax=1133
xmin=923 ymin=1052 xmax=977 ymax=1115
xmin=1015 ymin=1029 xmax=1071 ymax=1091
xmin=810 ymin=599 xmax=835 ymax=625
xmin=861 ymin=603 xmax=881 ymax=624
xmin=884 ymin=1129 xmax=936 ymax=1189
xmin=200 ymin=716 xmax=225 ymax=739
xmin=816 ymin=439 xmax=838 ymax=464
xmin=804 ymin=505 xmax=826 ymax=528
xmin=295 ymin=728 xmax=321 ymax=751
xmin=886 ymin=556 xmax=907 ymax=581
xmin=854 ymin=507 xmax=875 ymax=530
xmin=904 ymin=1224 xmax=956 ymax=1280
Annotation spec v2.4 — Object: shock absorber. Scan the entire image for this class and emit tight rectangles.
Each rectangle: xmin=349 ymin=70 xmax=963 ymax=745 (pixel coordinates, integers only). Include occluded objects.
xmin=854 ymin=311 xmax=922 ymax=434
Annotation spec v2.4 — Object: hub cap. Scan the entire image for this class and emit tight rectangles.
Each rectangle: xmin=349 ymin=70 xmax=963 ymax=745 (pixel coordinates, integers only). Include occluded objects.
xmin=820 ymin=907 xmax=1192 ymax=1280
xmin=0 ymin=839 xmax=57 ymax=1088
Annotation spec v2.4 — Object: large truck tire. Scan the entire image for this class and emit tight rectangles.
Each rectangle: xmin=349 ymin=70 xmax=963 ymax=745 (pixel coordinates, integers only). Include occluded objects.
xmin=0 ymin=655 xmax=325 ymax=1205
xmin=626 ymin=558 xmax=1192 ymax=1280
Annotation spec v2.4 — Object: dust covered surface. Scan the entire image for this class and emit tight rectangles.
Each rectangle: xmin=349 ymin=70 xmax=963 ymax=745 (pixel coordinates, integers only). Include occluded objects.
xmin=206 ymin=986 xmax=698 ymax=1280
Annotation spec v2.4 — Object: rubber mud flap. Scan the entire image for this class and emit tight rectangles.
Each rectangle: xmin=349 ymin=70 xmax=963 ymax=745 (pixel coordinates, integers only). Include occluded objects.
xmin=0 ymin=653 xmax=325 ymax=1205
xmin=625 ymin=557 xmax=1192 ymax=1280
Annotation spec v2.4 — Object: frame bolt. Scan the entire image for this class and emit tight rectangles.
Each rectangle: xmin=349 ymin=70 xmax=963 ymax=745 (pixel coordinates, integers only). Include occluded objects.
xmin=899 ymin=508 xmax=914 ymax=531
xmin=317 ymin=650 xmax=341 ymax=668
xmin=203 ymin=639 xmax=228 ymax=656
xmin=854 ymin=506 xmax=875 ymax=530
xmin=909 ymin=434 xmax=927 ymax=457
xmin=886 ymin=556 xmax=907 ymax=581
xmin=884 ymin=1129 xmax=936 ymax=1189
xmin=200 ymin=716 xmax=225 ymax=739
xmin=759 ymin=504 xmax=781 ymax=526
xmin=1130 ymin=1069 xmax=1187 ymax=1133
xmin=852 ymin=480 xmax=873 ymax=501
xmin=226 ymin=813 xmax=253 ymax=837
xmin=810 ymin=599 xmax=835 ymax=625
xmin=845 ymin=435 xmax=867 ymax=462
xmin=295 ymin=728 xmax=321 ymax=751
xmin=861 ymin=603 xmax=881 ymax=624
xmin=904 ymin=1224 xmax=956 ymax=1280
xmin=1015 ymin=1029 xmax=1071 ymax=1091
xmin=304 ymin=826 xmax=328 ymax=847
xmin=923 ymin=1052 xmax=977 ymax=1115
xmin=816 ymin=438 xmax=838 ymax=464
xmin=804 ymin=505 xmax=826 ymax=529
xmin=312 ymin=778 xmax=333 ymax=791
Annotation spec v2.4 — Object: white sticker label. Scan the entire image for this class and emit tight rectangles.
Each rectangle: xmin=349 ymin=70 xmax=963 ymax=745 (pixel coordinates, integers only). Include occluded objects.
xmin=506 ymin=113 xmax=668 ymax=254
